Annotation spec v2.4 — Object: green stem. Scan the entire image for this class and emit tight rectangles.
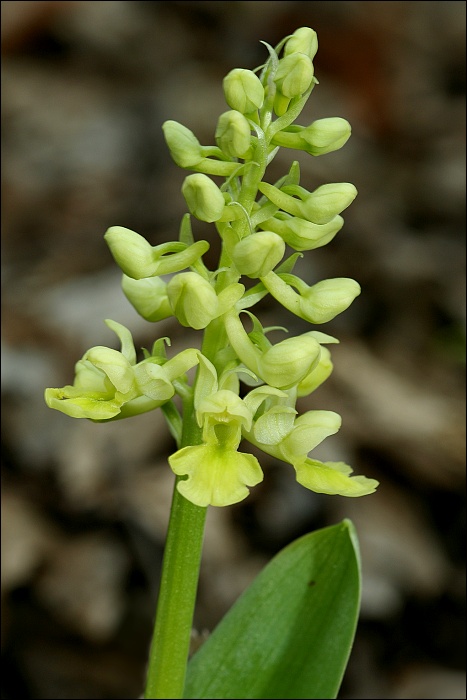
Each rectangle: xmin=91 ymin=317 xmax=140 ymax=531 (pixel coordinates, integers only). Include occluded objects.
xmin=144 ymin=398 xmax=207 ymax=699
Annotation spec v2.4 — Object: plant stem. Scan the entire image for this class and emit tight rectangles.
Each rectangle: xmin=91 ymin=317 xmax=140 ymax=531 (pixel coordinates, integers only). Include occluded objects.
xmin=144 ymin=399 xmax=207 ymax=699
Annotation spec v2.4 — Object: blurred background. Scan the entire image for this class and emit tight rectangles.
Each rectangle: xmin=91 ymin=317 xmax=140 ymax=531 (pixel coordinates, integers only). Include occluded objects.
xmin=1 ymin=1 xmax=465 ymax=698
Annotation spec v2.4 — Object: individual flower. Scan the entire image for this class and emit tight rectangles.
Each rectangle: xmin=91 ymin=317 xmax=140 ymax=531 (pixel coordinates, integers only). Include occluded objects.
xmin=162 ymin=120 xmax=240 ymax=176
xmin=257 ymin=213 xmax=344 ymax=252
xmin=167 ymin=272 xmax=244 ymax=330
xmin=274 ymin=53 xmax=314 ymax=99
xmin=258 ymin=181 xmax=357 ymax=225
xmin=271 ymin=118 xmax=351 ymax=156
xmin=273 ymin=51 xmax=315 ymax=116
xmin=260 ymin=271 xmax=361 ymax=324
xmin=45 ymin=320 xmax=141 ymax=420
xmin=169 ymin=390 xmax=263 ymax=507
xmin=45 ymin=321 xmax=203 ymax=421
xmin=223 ymin=310 xmax=322 ymax=389
xmin=215 ymin=110 xmax=252 ymax=159
xmin=105 ymin=226 xmax=210 ymax=280
xmin=162 ymin=120 xmax=204 ymax=168
xmin=182 ymin=174 xmax=226 ymax=222
xmin=283 ymin=27 xmax=318 ymax=60
xmin=223 ymin=68 xmax=264 ymax=114
xmin=231 ymin=230 xmax=285 ymax=278
xmin=242 ymin=388 xmax=379 ymax=497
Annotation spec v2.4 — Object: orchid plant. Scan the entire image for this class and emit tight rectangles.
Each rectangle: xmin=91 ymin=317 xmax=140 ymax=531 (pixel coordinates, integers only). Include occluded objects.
xmin=45 ymin=27 xmax=378 ymax=699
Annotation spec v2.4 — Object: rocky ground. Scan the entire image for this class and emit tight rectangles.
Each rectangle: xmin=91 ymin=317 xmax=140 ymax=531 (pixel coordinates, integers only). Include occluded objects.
xmin=1 ymin=2 xmax=465 ymax=698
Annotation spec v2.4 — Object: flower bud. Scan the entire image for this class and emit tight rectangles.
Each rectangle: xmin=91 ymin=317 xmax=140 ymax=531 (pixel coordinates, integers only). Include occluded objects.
xmin=231 ymin=231 xmax=285 ymax=278
xmin=260 ymin=214 xmax=344 ymax=251
xmin=167 ymin=272 xmax=219 ymax=329
xmin=105 ymin=227 xmax=210 ymax=279
xmin=300 ymin=278 xmax=361 ymax=323
xmin=260 ymin=335 xmax=321 ymax=389
xmin=272 ymin=118 xmax=351 ymax=156
xmin=215 ymin=110 xmax=252 ymax=158
xmin=284 ymin=27 xmax=318 ymax=60
xmin=258 ymin=181 xmax=357 ymax=225
xmin=162 ymin=120 xmax=203 ymax=168
xmin=121 ymin=275 xmax=172 ymax=322
xmin=260 ymin=271 xmax=360 ymax=324
xmin=274 ymin=53 xmax=314 ymax=98
xmin=182 ymin=173 xmax=226 ymax=222
xmin=223 ymin=311 xmax=321 ymax=390
xmin=300 ymin=118 xmax=351 ymax=156
xmin=223 ymin=68 xmax=264 ymax=114
xmin=104 ymin=226 xmax=157 ymax=279
xmin=299 ymin=183 xmax=357 ymax=224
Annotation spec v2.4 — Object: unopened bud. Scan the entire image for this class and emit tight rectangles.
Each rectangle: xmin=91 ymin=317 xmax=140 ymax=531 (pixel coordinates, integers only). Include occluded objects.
xmin=272 ymin=118 xmax=351 ymax=156
xmin=261 ymin=335 xmax=321 ymax=389
xmin=105 ymin=226 xmax=157 ymax=279
xmin=284 ymin=27 xmax=318 ymax=60
xmin=232 ymin=231 xmax=285 ymax=278
xmin=182 ymin=173 xmax=226 ymax=222
xmin=300 ymin=183 xmax=357 ymax=224
xmin=215 ymin=110 xmax=252 ymax=158
xmin=301 ymin=278 xmax=361 ymax=323
xmin=274 ymin=53 xmax=314 ymax=99
xmin=162 ymin=120 xmax=203 ymax=168
xmin=167 ymin=272 xmax=219 ymax=329
xmin=258 ymin=181 xmax=357 ymax=225
xmin=300 ymin=118 xmax=351 ymax=156
xmin=223 ymin=68 xmax=264 ymax=114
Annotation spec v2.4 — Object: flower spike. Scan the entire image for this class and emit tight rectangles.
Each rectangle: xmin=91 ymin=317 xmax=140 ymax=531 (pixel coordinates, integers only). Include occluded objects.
xmin=45 ymin=26 xmax=378 ymax=506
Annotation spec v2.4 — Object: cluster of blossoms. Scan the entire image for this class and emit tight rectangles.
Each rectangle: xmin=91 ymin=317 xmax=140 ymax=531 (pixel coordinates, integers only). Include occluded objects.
xmin=45 ymin=27 xmax=378 ymax=507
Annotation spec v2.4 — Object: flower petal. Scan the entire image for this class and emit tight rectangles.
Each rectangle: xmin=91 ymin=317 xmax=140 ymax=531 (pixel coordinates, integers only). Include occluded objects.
xmin=44 ymin=387 xmax=123 ymax=420
xmin=169 ymin=443 xmax=263 ymax=507
xmin=280 ymin=410 xmax=341 ymax=458
xmin=294 ymin=458 xmax=379 ymax=497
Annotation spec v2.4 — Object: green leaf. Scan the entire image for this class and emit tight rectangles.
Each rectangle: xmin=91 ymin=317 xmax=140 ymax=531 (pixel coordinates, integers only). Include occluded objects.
xmin=185 ymin=519 xmax=361 ymax=699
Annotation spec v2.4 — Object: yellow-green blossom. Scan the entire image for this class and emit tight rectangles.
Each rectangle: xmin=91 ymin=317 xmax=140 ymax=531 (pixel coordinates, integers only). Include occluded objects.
xmin=169 ymin=390 xmax=263 ymax=507
xmin=243 ymin=387 xmax=378 ymax=497
xmin=45 ymin=321 xmax=202 ymax=421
